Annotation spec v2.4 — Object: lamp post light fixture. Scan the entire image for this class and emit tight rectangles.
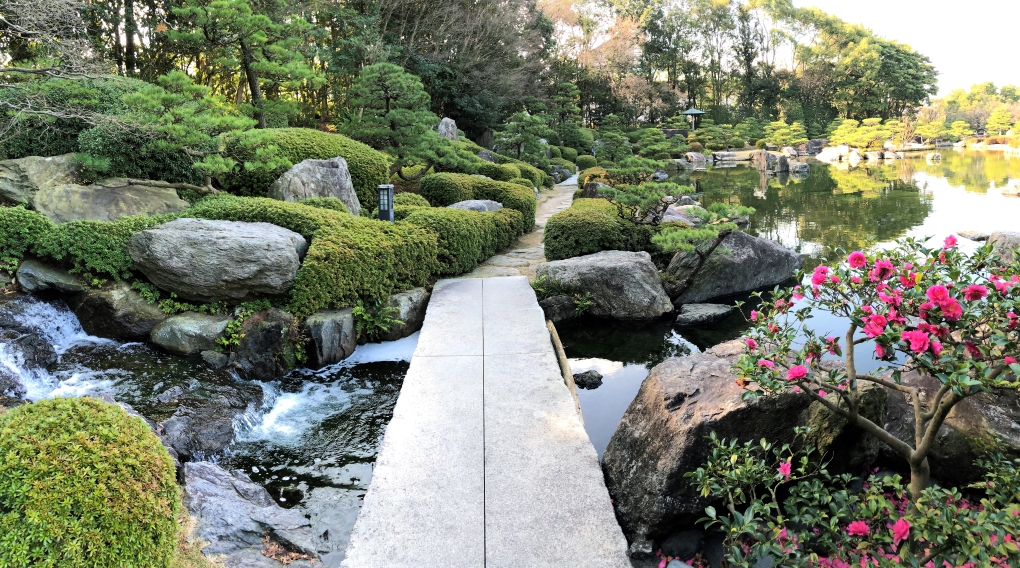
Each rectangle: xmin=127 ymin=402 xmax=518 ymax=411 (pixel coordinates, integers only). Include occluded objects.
xmin=378 ymin=184 xmax=395 ymax=222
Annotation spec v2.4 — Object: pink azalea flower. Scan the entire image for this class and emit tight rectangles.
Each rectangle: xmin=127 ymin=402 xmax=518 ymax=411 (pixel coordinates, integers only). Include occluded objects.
xmin=830 ymin=275 xmax=842 ymax=284
xmin=658 ymin=558 xmax=667 ymax=568
xmin=786 ymin=365 xmax=808 ymax=381
xmin=1006 ymin=357 xmax=1017 ymax=365
xmin=869 ymin=259 xmax=896 ymax=281
xmin=891 ymin=517 xmax=910 ymax=547
xmin=851 ymin=275 xmax=862 ymax=284
xmin=848 ymin=251 xmax=867 ymax=269
xmin=901 ymin=330 xmax=930 ymax=354
xmin=758 ymin=359 xmax=775 ymax=368
xmin=931 ymin=339 xmax=943 ymax=356
xmin=750 ymin=310 xmax=759 ymax=321
xmin=745 ymin=337 xmax=758 ymax=350
xmin=792 ymin=286 xmax=805 ymax=300
xmin=846 ymin=520 xmax=870 ymax=536
xmin=963 ymin=284 xmax=988 ymax=301
xmin=817 ymin=390 xmax=827 ymax=397
xmin=811 ymin=265 xmax=830 ymax=286
xmin=942 ymin=298 xmax=963 ymax=320
xmin=944 ymin=234 xmax=958 ymax=249
xmin=965 ymin=340 xmax=982 ymax=358
xmin=875 ymin=343 xmax=886 ymax=358
xmin=926 ymin=285 xmax=951 ymax=306
xmin=1009 ymin=312 xmax=1019 ymax=329
xmin=778 ymin=460 xmax=792 ymax=480
xmin=863 ymin=314 xmax=888 ymax=338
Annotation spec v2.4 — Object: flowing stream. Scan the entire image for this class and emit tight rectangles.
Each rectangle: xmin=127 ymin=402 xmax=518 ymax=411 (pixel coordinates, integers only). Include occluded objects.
xmin=0 ymin=294 xmax=415 ymax=559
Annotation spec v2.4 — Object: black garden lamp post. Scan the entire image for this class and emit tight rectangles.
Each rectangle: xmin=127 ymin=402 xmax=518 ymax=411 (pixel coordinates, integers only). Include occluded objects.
xmin=378 ymin=184 xmax=395 ymax=222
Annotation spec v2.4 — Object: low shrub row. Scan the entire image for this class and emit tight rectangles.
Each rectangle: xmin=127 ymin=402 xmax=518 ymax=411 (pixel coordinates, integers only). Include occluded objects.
xmin=418 ymin=173 xmax=536 ymax=232
xmin=403 ymin=207 xmax=522 ymax=275
xmin=543 ymin=198 xmax=654 ymax=261
xmin=0 ymin=206 xmax=54 ymax=273
xmin=550 ymin=157 xmax=576 ymax=173
xmin=478 ymin=162 xmax=521 ymax=181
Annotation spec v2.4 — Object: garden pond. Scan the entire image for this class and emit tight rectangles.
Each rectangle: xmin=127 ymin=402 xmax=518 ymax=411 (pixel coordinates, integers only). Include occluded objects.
xmin=2 ymin=149 xmax=1019 ymax=557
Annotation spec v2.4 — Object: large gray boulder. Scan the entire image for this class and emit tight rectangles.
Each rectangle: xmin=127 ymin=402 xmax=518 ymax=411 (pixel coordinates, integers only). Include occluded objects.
xmin=379 ymin=287 xmax=430 ymax=342
xmin=0 ymin=154 xmax=79 ymax=205
xmin=438 ymin=117 xmax=459 ymax=141
xmin=882 ymin=369 xmax=1020 ymax=484
xmin=448 ymin=199 xmax=503 ymax=212
xmin=603 ymin=340 xmax=886 ymax=549
xmin=267 ymin=157 xmax=361 ymax=216
xmin=129 ymin=218 xmax=308 ymax=302
xmin=674 ymin=303 xmax=733 ymax=327
xmin=305 ymin=309 xmax=356 ymax=368
xmin=990 ymin=231 xmax=1020 ymax=264
xmin=16 ymin=259 xmax=85 ymax=293
xmin=150 ymin=312 xmax=231 ymax=355
xmin=184 ymin=462 xmax=317 ymax=558
xmin=235 ymin=308 xmax=298 ymax=381
xmin=32 ymin=178 xmax=189 ymax=224
xmin=69 ymin=282 xmax=167 ymax=339
xmin=536 ymin=251 xmax=673 ymax=319
xmin=751 ymin=150 xmax=777 ymax=172
xmin=666 ymin=231 xmax=802 ymax=304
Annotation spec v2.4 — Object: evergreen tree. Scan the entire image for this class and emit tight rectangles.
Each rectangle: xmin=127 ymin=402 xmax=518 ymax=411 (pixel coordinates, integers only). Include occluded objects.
xmin=497 ymin=112 xmax=553 ymax=166
xmin=986 ymin=106 xmax=1014 ymax=135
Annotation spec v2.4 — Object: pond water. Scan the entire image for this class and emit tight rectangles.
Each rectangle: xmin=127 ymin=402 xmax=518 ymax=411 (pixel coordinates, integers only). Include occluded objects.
xmin=0 ymin=295 xmax=414 ymax=560
xmin=569 ymin=149 xmax=1020 ymax=457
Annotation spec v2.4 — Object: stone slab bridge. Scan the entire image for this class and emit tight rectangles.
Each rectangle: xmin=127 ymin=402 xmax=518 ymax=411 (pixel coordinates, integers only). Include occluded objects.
xmin=341 ymin=276 xmax=631 ymax=567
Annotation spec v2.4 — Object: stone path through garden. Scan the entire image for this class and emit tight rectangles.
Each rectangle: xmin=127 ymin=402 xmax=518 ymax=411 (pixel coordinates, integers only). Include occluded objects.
xmin=461 ymin=175 xmax=577 ymax=280
xmin=341 ymin=275 xmax=630 ymax=568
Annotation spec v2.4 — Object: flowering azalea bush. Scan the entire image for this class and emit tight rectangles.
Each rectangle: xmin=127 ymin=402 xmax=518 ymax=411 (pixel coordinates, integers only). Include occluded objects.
xmin=735 ymin=236 xmax=1020 ymax=500
xmin=685 ymin=430 xmax=1020 ymax=567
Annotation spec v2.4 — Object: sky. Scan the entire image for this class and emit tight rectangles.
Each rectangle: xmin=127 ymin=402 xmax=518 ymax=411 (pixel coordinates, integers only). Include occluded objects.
xmin=792 ymin=0 xmax=1020 ymax=96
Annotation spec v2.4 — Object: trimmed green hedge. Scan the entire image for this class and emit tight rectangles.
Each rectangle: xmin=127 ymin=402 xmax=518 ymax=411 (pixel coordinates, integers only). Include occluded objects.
xmin=184 ymin=195 xmax=438 ymax=316
xmin=76 ymin=126 xmax=205 ymax=186
xmin=0 ymin=397 xmax=179 ymax=568
xmin=575 ymin=155 xmax=598 ymax=170
xmin=549 ymin=146 xmax=562 ymax=159
xmin=478 ymin=162 xmax=521 ymax=181
xmin=418 ymin=173 xmax=536 ymax=232
xmin=0 ymin=207 xmax=53 ymax=273
xmin=403 ymin=207 xmax=522 ymax=275
xmin=223 ymin=128 xmax=390 ymax=211
xmin=560 ymin=146 xmax=579 ymax=162
xmin=543 ymin=198 xmax=653 ymax=261
xmin=299 ymin=197 xmax=349 ymax=213
xmin=550 ymin=157 xmax=576 ymax=173
xmin=394 ymin=193 xmax=431 ymax=207
xmin=508 ymin=177 xmax=533 ymax=188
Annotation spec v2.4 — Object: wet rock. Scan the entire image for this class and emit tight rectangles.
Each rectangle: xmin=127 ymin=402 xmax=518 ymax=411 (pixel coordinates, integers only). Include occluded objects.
xmin=159 ymin=385 xmax=262 ymax=461
xmin=651 ymin=170 xmax=669 ymax=182
xmin=686 ymin=153 xmax=707 ymax=165
xmin=236 ymin=308 xmax=297 ymax=381
xmin=184 ymin=461 xmax=317 ymax=558
xmin=305 ymin=309 xmax=356 ymax=368
xmin=536 ymin=251 xmax=673 ymax=320
xmin=990 ymin=231 xmax=1020 ymax=264
xmin=882 ymin=369 xmax=1020 ymax=484
xmin=667 ymin=561 xmax=694 ymax=568
xmin=0 ymin=153 xmax=79 ymax=206
xmin=539 ymin=294 xmax=577 ymax=324
xmin=32 ymin=178 xmax=189 ymax=224
xmin=957 ymin=230 xmax=989 ymax=242
xmin=666 ymin=231 xmax=802 ymax=304
xmin=751 ymin=150 xmax=777 ymax=172
xmin=379 ymin=287 xmax=430 ymax=342
xmin=573 ymin=370 xmax=603 ymax=390
xmin=674 ymin=303 xmax=734 ymax=327
xmin=156 ymin=385 xmax=188 ymax=404
xmin=15 ymin=259 xmax=85 ymax=293
xmin=129 ymin=218 xmax=308 ymax=302
xmin=807 ymin=139 xmax=827 ymax=154
xmin=201 ymin=350 xmax=231 ymax=370
xmin=69 ymin=281 xmax=167 ymax=339
xmin=661 ymin=529 xmax=703 ymax=561
xmin=447 ymin=199 xmax=503 ymax=212
xmin=676 ymin=195 xmax=701 ymax=207
xmin=602 ymin=340 xmax=886 ymax=545
xmin=150 ymin=312 xmax=231 ymax=355
xmin=782 ymin=146 xmax=799 ymax=158
xmin=789 ymin=161 xmax=810 ymax=175
xmin=268 ymin=157 xmax=361 ymax=216
xmin=776 ymin=155 xmax=789 ymax=173
xmin=438 ymin=117 xmax=459 ymax=141
xmin=0 ymin=369 xmax=24 ymax=399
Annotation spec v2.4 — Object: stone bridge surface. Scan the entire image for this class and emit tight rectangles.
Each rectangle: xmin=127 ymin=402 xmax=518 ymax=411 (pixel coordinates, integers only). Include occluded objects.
xmin=341 ymin=276 xmax=630 ymax=567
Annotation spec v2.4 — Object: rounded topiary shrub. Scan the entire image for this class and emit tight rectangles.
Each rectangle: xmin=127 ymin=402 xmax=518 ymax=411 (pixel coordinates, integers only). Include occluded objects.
xmin=394 ymin=192 xmax=431 ymax=208
xmin=560 ymin=146 xmax=579 ymax=162
xmin=478 ymin=162 xmax=521 ymax=182
xmin=543 ymin=199 xmax=653 ymax=260
xmin=507 ymin=177 xmax=533 ymax=188
xmin=419 ymin=173 xmax=474 ymax=206
xmin=0 ymin=396 xmax=180 ymax=568
xmin=756 ymin=139 xmax=768 ymax=149
xmin=575 ymin=154 xmax=597 ymax=170
xmin=548 ymin=146 xmax=562 ymax=159
xmin=689 ymin=141 xmax=704 ymax=152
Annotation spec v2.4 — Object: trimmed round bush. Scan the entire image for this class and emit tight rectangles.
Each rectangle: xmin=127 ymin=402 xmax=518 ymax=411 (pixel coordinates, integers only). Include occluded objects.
xmin=418 ymin=173 xmax=536 ymax=232
xmin=756 ymin=139 xmax=768 ymax=149
xmin=575 ymin=154 xmax=598 ymax=170
xmin=507 ymin=177 xmax=533 ymax=188
xmin=299 ymin=196 xmax=350 ymax=214
xmin=419 ymin=173 xmax=475 ymax=206
xmin=543 ymin=198 xmax=653 ymax=261
xmin=560 ymin=146 xmax=579 ymax=162
xmin=223 ymin=128 xmax=389 ymax=211
xmin=394 ymin=192 xmax=431 ymax=208
xmin=689 ymin=141 xmax=704 ymax=152
xmin=549 ymin=146 xmax=562 ymax=159
xmin=550 ymin=157 xmax=576 ymax=173
xmin=478 ymin=162 xmax=521 ymax=182
xmin=0 ymin=396 xmax=179 ymax=568
xmin=0 ymin=206 xmax=53 ymax=272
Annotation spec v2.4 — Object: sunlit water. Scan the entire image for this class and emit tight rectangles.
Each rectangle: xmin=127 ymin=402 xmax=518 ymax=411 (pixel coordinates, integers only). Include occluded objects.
xmin=0 ymin=295 xmax=415 ymax=559
xmin=569 ymin=150 xmax=1020 ymax=456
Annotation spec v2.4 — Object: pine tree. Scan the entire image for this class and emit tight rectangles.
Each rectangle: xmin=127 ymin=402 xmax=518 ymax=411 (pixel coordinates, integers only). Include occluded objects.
xmin=986 ymin=106 xmax=1014 ymax=136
